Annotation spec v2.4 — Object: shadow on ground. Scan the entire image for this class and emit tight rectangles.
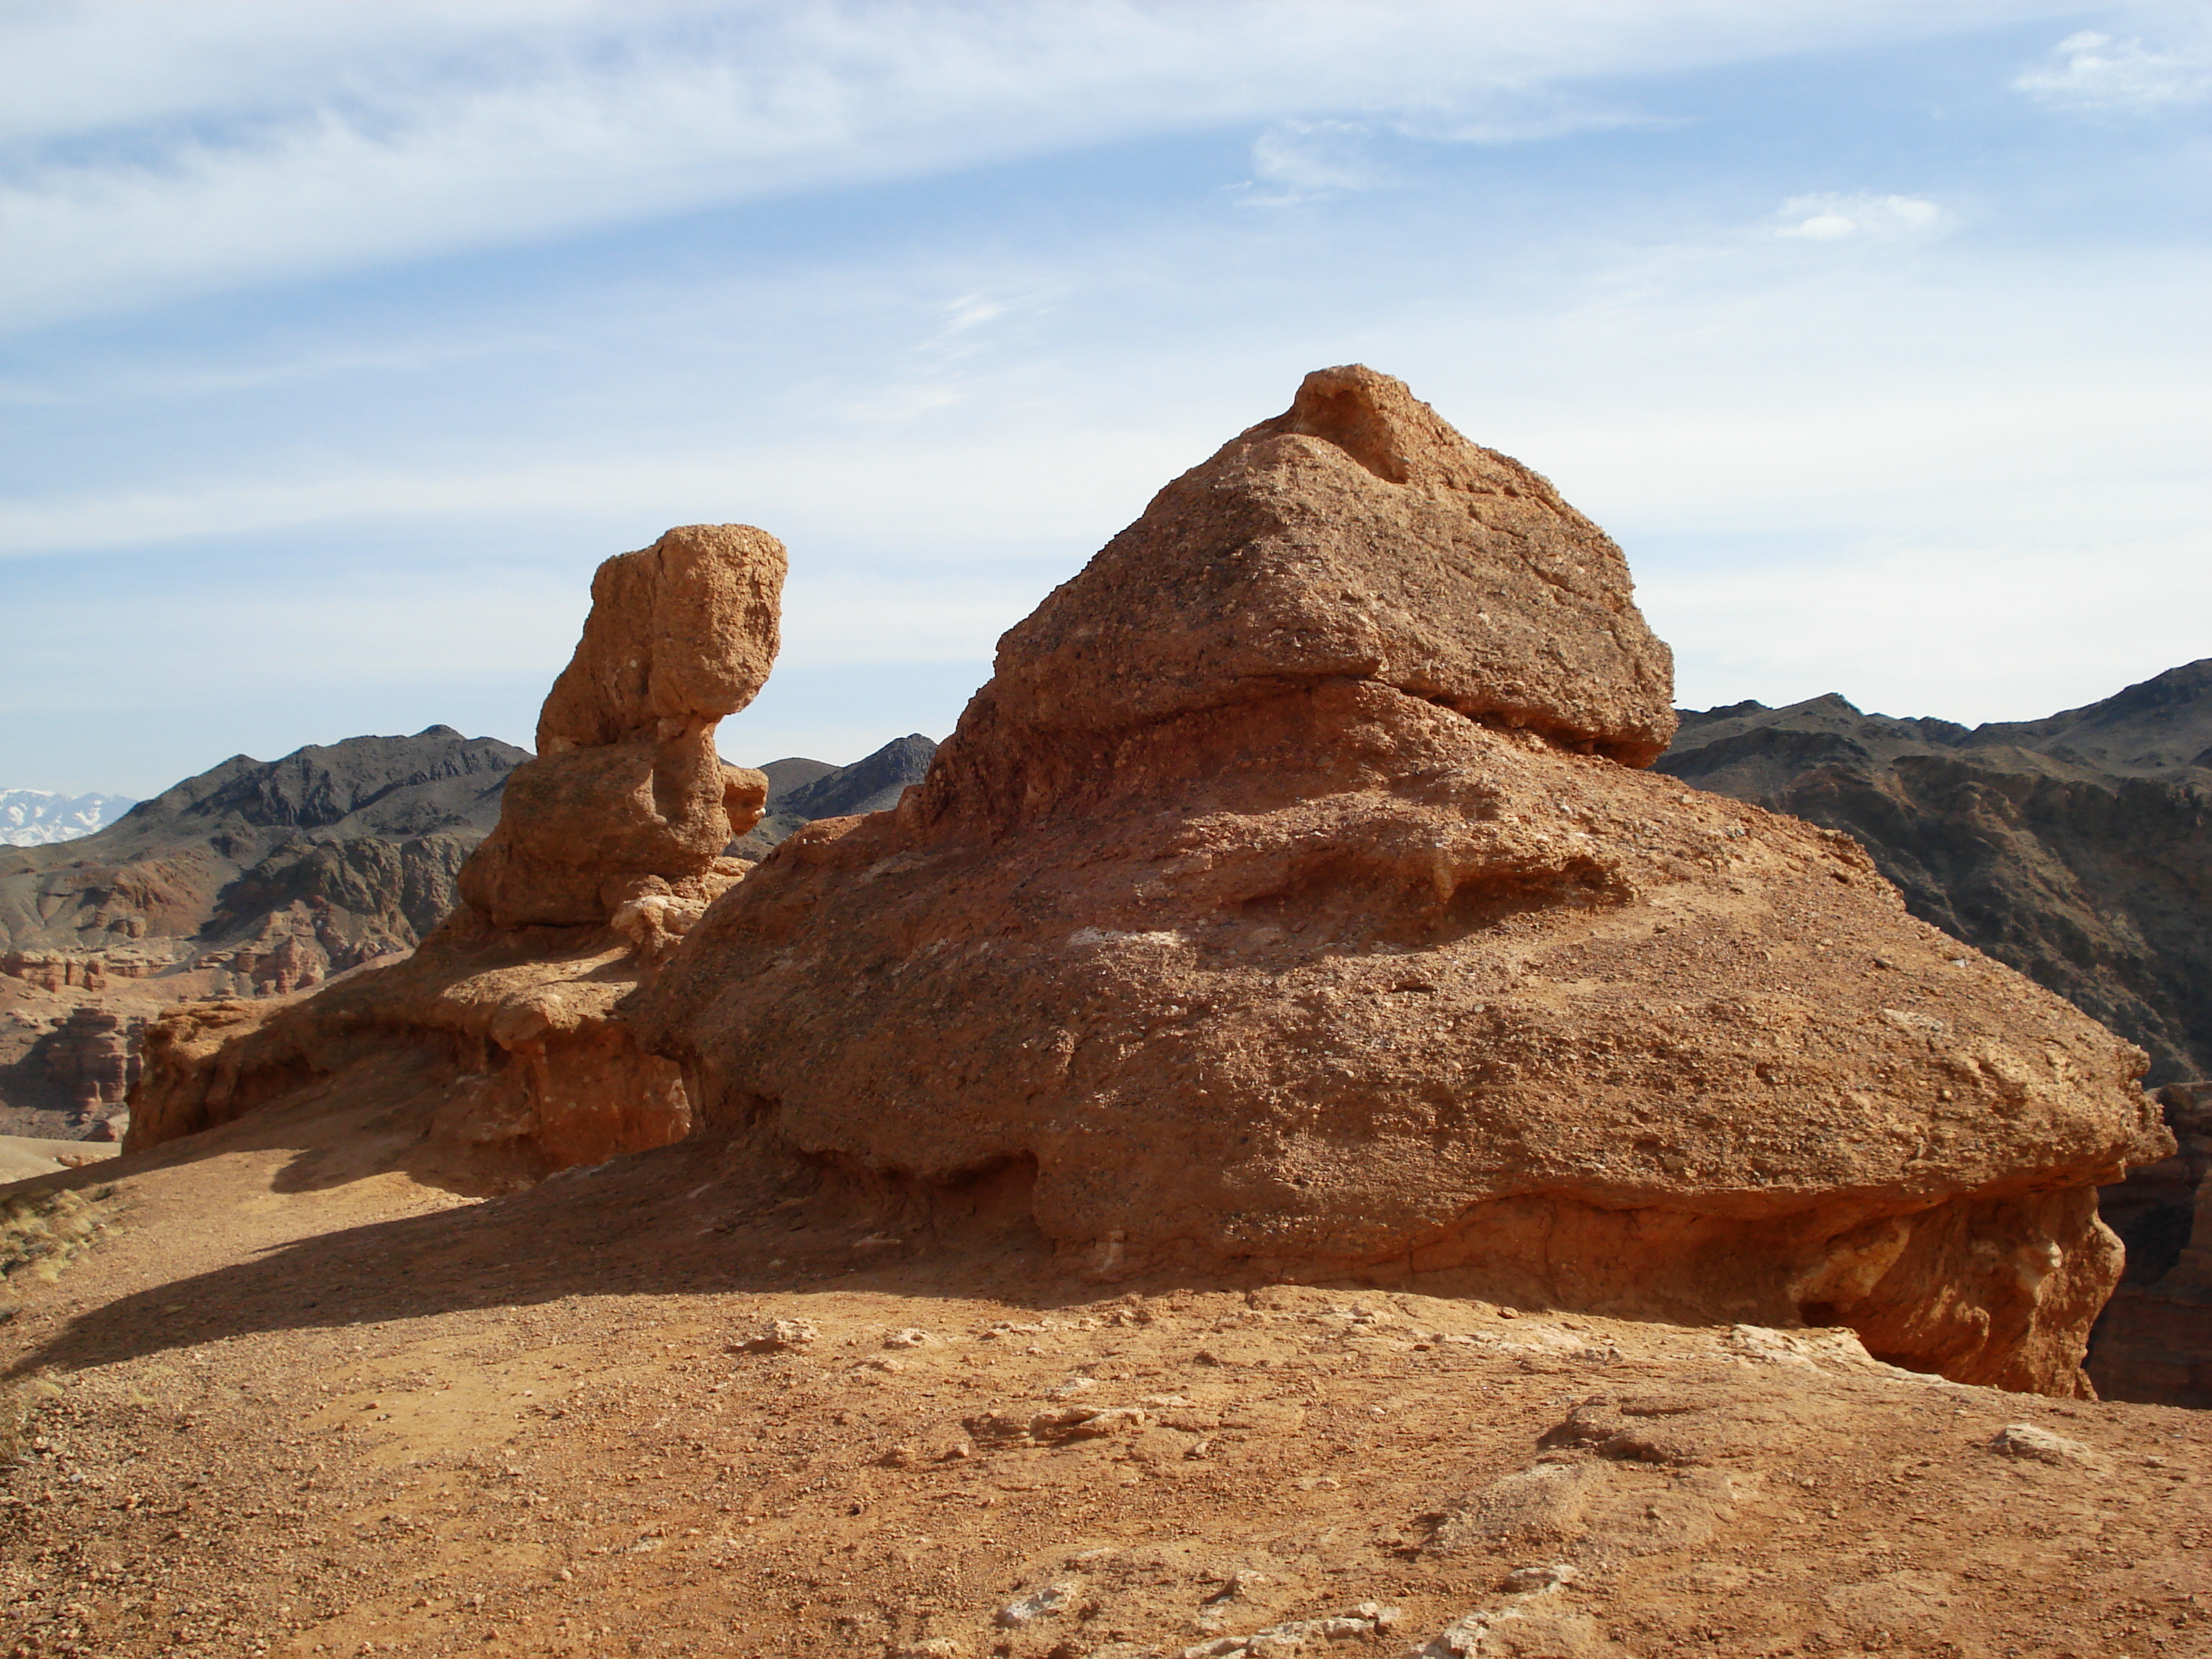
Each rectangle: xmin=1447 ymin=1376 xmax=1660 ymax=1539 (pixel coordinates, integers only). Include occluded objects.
xmin=5 ymin=1115 xmax=1081 ymax=1380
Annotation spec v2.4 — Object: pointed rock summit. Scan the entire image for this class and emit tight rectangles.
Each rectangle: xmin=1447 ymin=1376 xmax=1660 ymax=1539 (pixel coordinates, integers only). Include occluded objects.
xmin=639 ymin=369 xmax=2166 ymax=1395
xmin=921 ymin=367 xmax=1673 ymax=834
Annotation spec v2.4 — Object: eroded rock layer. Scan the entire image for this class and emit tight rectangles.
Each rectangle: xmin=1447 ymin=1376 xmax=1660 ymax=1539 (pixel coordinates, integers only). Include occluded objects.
xmin=462 ymin=523 xmax=783 ymax=929
xmin=129 ymin=524 xmax=786 ymax=1179
xmin=637 ymin=369 xmax=2167 ymax=1395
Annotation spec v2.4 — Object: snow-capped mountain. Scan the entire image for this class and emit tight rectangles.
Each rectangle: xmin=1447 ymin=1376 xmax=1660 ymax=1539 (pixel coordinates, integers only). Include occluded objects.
xmin=0 ymin=789 xmax=136 ymax=846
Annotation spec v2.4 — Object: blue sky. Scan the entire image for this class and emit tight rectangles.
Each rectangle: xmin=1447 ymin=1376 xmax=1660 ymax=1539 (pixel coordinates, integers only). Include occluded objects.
xmin=3 ymin=1 xmax=2207 ymax=796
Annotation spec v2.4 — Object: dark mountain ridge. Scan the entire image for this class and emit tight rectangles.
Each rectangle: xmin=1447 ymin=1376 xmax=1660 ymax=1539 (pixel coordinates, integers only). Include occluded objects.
xmin=85 ymin=725 xmax=523 ymax=848
xmin=1660 ymin=660 xmax=2212 ymax=1087
xmin=1669 ymin=658 xmax=2212 ymax=790
xmin=732 ymin=734 xmax=938 ymax=858
xmin=0 ymin=728 xmax=529 ymax=994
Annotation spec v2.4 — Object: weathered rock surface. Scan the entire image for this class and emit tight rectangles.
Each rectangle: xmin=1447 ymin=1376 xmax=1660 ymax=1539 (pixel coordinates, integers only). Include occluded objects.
xmin=1658 ymin=673 xmax=2212 ymax=1406
xmin=126 ymin=914 xmax=694 ymax=1179
xmin=128 ymin=525 xmax=787 ymax=1179
xmin=1657 ymin=665 xmax=2212 ymax=1087
xmin=460 ymin=523 xmax=783 ymax=929
xmin=41 ymin=1005 xmax=140 ymax=1123
xmin=638 ymin=367 xmax=2167 ymax=1395
xmin=919 ymin=364 xmax=1676 ymax=824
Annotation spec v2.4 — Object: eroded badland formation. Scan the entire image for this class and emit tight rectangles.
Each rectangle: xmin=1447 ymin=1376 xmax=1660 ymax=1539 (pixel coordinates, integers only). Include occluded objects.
xmin=0 ymin=706 xmax=929 ymax=1166
xmin=4 ymin=369 xmax=2209 ymax=1659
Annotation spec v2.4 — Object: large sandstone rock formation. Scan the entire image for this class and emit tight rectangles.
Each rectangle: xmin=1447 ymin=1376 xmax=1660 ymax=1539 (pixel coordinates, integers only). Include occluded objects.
xmin=462 ymin=525 xmax=781 ymax=928
xmin=128 ymin=525 xmax=786 ymax=1179
xmin=1658 ymin=673 xmax=2212 ymax=1406
xmin=637 ymin=367 xmax=2169 ymax=1395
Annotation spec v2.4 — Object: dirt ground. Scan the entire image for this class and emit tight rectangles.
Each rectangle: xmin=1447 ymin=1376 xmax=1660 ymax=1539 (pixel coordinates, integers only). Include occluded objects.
xmin=3 ymin=1093 xmax=2208 ymax=1659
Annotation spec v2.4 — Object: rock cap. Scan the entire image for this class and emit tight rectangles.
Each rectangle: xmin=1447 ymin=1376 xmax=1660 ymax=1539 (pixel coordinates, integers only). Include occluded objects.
xmin=971 ymin=364 xmax=1674 ymax=768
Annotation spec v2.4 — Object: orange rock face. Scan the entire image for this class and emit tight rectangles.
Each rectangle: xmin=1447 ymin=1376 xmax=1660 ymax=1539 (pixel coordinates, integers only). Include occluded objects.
xmin=130 ymin=524 xmax=785 ymax=1178
xmin=461 ymin=523 xmax=785 ymax=929
xmin=636 ymin=370 xmax=2167 ymax=1395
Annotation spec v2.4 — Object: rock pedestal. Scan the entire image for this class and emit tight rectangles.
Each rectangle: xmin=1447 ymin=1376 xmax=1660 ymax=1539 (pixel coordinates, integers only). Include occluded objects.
xmin=46 ymin=1004 xmax=140 ymax=1119
xmin=462 ymin=523 xmax=783 ymax=928
xmin=130 ymin=525 xmax=787 ymax=1179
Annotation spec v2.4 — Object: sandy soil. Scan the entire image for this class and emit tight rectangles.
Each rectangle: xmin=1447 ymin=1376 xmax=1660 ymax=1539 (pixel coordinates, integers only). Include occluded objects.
xmin=3 ymin=1097 xmax=2208 ymax=1659
xmin=0 ymin=1137 xmax=117 ymax=1184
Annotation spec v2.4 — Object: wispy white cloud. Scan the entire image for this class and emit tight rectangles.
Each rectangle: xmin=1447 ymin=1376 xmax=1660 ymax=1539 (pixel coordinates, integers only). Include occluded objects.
xmin=4 ymin=0 xmax=2206 ymax=795
xmin=1244 ymin=119 xmax=1392 ymax=202
xmin=2013 ymin=28 xmax=2212 ymax=111
xmin=0 ymin=0 xmax=2085 ymax=330
xmin=0 ymin=426 xmax=1174 ymax=565
xmin=1774 ymin=192 xmax=1944 ymax=240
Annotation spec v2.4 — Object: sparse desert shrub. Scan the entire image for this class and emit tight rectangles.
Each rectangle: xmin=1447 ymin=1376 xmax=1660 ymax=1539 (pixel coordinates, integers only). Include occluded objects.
xmin=0 ymin=1182 xmax=114 ymax=1293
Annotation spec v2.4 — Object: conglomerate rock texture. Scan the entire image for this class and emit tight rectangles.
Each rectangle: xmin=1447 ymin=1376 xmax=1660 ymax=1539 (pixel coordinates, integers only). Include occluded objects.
xmin=637 ymin=368 xmax=2168 ymax=1396
xmin=462 ymin=523 xmax=784 ymax=929
xmin=129 ymin=525 xmax=787 ymax=1178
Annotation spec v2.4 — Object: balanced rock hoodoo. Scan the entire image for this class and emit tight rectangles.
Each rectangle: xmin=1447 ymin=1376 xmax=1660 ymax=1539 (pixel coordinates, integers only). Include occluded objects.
xmin=463 ymin=524 xmax=782 ymax=931
xmin=130 ymin=525 xmax=786 ymax=1177
xmin=637 ymin=368 xmax=2168 ymax=1395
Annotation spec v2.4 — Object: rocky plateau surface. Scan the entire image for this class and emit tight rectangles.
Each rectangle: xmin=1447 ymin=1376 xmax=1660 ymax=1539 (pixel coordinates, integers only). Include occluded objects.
xmin=0 ymin=1093 xmax=2206 ymax=1659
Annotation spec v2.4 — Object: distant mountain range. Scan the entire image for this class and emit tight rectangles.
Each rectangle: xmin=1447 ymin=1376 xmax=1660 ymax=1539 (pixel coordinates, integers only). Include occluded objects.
xmin=0 ymin=789 xmax=136 ymax=847
xmin=0 ymin=727 xmax=941 ymax=1004
xmin=0 ymin=726 xmax=531 ymax=997
xmin=734 ymin=734 xmax=939 ymax=858
xmin=1659 ymin=658 xmax=2212 ymax=1086
xmin=0 ymin=727 xmax=941 ymax=1137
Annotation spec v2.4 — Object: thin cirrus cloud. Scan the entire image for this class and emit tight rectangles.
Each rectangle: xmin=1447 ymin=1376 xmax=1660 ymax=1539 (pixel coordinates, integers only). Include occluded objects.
xmin=2013 ymin=28 xmax=2212 ymax=109
xmin=0 ymin=0 xmax=2101 ymax=331
xmin=1244 ymin=120 xmax=1393 ymax=202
